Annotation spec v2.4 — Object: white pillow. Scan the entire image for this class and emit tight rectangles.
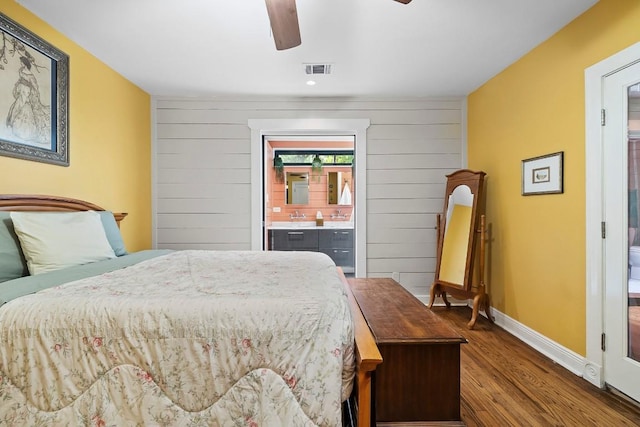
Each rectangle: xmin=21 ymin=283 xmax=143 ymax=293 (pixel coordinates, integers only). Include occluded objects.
xmin=10 ymin=211 xmax=117 ymax=275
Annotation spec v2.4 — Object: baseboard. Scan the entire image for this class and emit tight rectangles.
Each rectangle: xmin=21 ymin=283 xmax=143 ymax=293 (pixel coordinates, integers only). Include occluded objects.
xmin=488 ymin=307 xmax=602 ymax=387
xmin=419 ymin=298 xmax=603 ymax=388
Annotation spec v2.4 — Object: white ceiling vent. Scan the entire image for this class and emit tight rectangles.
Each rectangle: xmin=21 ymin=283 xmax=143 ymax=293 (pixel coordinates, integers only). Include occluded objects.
xmin=304 ymin=64 xmax=332 ymax=75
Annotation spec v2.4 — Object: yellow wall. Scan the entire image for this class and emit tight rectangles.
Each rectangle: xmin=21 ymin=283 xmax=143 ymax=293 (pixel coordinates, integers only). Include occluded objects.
xmin=0 ymin=3 xmax=151 ymax=251
xmin=468 ymin=0 xmax=640 ymax=355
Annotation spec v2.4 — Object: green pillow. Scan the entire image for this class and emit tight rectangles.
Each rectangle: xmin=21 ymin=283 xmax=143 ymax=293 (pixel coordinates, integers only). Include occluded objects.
xmin=97 ymin=211 xmax=128 ymax=256
xmin=0 ymin=212 xmax=28 ymax=282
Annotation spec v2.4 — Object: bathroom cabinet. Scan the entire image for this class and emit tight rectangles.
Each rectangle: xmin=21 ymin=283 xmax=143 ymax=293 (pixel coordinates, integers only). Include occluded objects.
xmin=319 ymin=229 xmax=354 ymax=274
xmin=268 ymin=228 xmax=354 ymax=273
xmin=269 ymin=229 xmax=318 ymax=251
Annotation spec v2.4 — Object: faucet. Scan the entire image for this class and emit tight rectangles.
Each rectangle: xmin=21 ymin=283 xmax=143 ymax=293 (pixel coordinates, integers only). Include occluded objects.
xmin=330 ymin=209 xmax=347 ymax=220
xmin=290 ymin=210 xmax=306 ymax=220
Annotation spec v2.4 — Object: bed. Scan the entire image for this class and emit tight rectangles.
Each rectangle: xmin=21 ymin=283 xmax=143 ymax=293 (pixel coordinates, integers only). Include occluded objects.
xmin=0 ymin=195 xmax=381 ymax=426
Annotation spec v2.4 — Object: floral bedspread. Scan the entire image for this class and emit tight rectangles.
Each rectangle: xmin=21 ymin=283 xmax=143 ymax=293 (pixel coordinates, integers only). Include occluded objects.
xmin=0 ymin=250 xmax=355 ymax=426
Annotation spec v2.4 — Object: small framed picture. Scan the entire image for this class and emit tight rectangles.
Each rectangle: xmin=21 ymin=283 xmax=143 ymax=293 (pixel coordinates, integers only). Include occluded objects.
xmin=522 ymin=152 xmax=564 ymax=195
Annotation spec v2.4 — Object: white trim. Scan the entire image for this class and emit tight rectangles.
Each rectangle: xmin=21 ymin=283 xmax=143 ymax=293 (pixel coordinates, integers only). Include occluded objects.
xmin=265 ymin=135 xmax=353 ymax=143
xmin=491 ymin=307 xmax=596 ymax=383
xmin=461 ymin=97 xmax=468 ymax=168
xmin=150 ymin=96 xmax=158 ymax=249
xmin=248 ymin=118 xmax=371 ymax=277
xmin=585 ymin=41 xmax=640 ymax=389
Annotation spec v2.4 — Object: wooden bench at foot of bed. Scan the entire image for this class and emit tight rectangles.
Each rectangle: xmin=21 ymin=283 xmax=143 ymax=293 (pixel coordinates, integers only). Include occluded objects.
xmin=346 ymin=277 xmax=466 ymax=426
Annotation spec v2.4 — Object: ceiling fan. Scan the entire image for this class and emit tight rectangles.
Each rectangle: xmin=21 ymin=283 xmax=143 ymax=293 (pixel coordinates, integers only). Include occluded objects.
xmin=265 ymin=0 xmax=412 ymax=51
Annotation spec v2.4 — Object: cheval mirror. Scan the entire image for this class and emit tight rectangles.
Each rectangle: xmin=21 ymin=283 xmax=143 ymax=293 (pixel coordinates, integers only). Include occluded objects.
xmin=428 ymin=169 xmax=493 ymax=329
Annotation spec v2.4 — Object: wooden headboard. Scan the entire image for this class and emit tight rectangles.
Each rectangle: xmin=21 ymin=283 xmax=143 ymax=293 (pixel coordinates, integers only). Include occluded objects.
xmin=0 ymin=194 xmax=128 ymax=226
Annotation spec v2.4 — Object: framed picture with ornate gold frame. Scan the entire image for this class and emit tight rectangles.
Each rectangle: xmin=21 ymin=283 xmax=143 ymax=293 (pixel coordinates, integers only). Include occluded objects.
xmin=0 ymin=13 xmax=69 ymax=166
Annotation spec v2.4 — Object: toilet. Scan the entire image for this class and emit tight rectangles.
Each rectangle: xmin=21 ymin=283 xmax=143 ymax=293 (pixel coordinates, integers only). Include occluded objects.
xmin=629 ymin=246 xmax=640 ymax=280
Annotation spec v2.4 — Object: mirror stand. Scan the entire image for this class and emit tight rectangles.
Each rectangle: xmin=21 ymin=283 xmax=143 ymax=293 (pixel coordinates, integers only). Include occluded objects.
xmin=427 ymin=169 xmax=494 ymax=329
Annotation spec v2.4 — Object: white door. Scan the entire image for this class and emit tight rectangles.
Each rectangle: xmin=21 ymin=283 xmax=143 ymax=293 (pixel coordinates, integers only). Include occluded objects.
xmin=603 ymin=60 xmax=640 ymax=402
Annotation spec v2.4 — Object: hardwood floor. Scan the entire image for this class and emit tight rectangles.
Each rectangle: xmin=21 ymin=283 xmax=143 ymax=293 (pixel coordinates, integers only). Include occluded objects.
xmin=431 ymin=306 xmax=640 ymax=427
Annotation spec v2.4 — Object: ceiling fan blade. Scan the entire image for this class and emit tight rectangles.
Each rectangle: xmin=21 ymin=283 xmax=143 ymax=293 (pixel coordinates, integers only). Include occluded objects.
xmin=265 ymin=0 xmax=301 ymax=50
xmin=394 ymin=0 xmax=413 ymax=3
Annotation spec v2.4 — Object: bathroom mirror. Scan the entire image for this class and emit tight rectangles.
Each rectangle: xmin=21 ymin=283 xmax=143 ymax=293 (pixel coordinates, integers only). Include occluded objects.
xmin=428 ymin=169 xmax=492 ymax=329
xmin=286 ymin=172 xmax=309 ymax=205
xmin=327 ymin=171 xmax=353 ymax=205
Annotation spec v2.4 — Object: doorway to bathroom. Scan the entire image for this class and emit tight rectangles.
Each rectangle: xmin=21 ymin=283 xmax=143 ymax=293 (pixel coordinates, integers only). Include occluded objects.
xmin=263 ymin=139 xmax=356 ymax=275
xmin=248 ymin=118 xmax=370 ymax=277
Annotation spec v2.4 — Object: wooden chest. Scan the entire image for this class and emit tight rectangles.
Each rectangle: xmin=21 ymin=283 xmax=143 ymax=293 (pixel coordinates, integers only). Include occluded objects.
xmin=348 ymin=278 xmax=466 ymax=425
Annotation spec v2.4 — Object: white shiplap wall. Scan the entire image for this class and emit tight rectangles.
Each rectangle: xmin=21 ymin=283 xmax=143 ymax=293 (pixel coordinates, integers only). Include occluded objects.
xmin=153 ymin=97 xmax=464 ymax=302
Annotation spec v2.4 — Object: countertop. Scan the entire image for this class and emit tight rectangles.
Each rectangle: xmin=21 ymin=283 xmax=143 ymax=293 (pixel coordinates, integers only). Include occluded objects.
xmin=268 ymin=221 xmax=354 ymax=230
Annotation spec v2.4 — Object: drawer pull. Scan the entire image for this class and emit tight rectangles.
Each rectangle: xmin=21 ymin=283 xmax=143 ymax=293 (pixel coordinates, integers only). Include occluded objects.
xmin=287 ymin=231 xmax=304 ymax=235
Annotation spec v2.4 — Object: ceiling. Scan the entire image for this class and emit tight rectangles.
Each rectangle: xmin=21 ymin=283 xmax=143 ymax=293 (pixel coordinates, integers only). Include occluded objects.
xmin=16 ymin=0 xmax=598 ymax=98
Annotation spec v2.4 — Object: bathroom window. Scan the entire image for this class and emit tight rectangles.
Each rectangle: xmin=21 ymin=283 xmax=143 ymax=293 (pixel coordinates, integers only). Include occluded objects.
xmin=274 ymin=150 xmax=353 ymax=166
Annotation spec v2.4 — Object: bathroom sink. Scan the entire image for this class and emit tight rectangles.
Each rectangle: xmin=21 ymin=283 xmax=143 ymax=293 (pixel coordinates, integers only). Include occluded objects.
xmin=323 ymin=221 xmax=354 ymax=229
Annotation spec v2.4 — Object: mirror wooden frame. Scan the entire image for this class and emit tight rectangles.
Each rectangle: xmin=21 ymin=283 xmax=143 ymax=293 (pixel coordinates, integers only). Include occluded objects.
xmin=428 ymin=169 xmax=493 ymax=329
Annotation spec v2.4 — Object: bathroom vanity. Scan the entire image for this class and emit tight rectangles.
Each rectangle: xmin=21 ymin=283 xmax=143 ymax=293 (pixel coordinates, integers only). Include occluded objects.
xmin=268 ymin=223 xmax=354 ymax=274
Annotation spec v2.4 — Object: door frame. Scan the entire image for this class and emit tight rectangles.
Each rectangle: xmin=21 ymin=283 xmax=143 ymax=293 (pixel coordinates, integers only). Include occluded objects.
xmin=585 ymin=41 xmax=640 ymax=388
xmin=248 ymin=118 xmax=370 ymax=277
